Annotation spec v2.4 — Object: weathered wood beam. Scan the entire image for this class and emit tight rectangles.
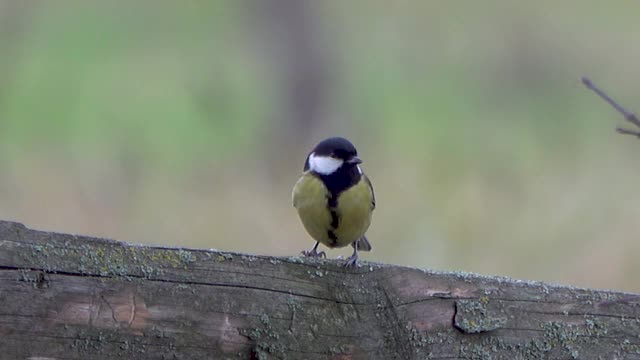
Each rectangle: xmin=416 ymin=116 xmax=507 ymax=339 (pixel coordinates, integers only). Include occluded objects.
xmin=1 ymin=220 xmax=639 ymax=359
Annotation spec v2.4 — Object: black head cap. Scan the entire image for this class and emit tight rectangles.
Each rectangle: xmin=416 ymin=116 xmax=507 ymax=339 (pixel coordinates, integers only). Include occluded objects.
xmin=311 ymin=137 xmax=358 ymax=160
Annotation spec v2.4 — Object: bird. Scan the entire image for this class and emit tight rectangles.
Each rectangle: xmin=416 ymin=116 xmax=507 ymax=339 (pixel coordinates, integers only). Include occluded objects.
xmin=292 ymin=137 xmax=375 ymax=267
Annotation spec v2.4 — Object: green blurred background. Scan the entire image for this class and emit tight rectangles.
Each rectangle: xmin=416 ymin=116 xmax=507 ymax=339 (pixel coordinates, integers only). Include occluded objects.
xmin=1 ymin=0 xmax=639 ymax=291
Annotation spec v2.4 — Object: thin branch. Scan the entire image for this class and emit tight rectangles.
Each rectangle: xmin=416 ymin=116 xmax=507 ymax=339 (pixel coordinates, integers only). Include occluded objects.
xmin=616 ymin=127 xmax=640 ymax=138
xmin=581 ymin=76 xmax=640 ymax=136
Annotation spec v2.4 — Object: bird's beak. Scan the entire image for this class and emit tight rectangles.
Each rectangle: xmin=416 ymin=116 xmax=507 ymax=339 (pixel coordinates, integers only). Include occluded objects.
xmin=347 ymin=156 xmax=362 ymax=165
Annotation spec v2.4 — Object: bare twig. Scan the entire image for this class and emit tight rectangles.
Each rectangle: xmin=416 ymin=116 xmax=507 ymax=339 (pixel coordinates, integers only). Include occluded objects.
xmin=581 ymin=76 xmax=640 ymax=137
xmin=615 ymin=127 xmax=640 ymax=138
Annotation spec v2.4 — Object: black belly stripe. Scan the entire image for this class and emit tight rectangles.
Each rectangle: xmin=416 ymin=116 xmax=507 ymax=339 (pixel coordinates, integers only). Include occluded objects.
xmin=329 ymin=210 xmax=339 ymax=229
xmin=327 ymin=196 xmax=338 ymax=208
xmin=327 ymin=230 xmax=338 ymax=246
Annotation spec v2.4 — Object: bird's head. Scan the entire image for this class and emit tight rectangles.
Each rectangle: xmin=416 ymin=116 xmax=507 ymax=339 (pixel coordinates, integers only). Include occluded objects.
xmin=305 ymin=137 xmax=362 ymax=175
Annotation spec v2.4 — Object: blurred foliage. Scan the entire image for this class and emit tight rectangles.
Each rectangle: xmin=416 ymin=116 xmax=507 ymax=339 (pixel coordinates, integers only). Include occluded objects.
xmin=1 ymin=0 xmax=639 ymax=291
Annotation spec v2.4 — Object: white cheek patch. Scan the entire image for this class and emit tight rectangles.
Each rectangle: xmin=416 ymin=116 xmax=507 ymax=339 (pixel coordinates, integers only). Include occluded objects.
xmin=308 ymin=153 xmax=343 ymax=175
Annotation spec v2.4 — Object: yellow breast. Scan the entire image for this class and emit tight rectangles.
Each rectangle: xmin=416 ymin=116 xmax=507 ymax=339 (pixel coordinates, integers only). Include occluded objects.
xmin=292 ymin=172 xmax=374 ymax=248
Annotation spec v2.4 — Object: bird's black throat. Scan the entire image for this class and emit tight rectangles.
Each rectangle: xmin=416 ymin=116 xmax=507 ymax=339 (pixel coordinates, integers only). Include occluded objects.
xmin=313 ymin=165 xmax=362 ymax=209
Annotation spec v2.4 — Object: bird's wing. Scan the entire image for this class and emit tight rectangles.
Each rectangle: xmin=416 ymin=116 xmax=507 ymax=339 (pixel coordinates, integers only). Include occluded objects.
xmin=292 ymin=172 xmax=333 ymax=245
xmin=292 ymin=172 xmax=318 ymax=208
xmin=363 ymin=174 xmax=376 ymax=210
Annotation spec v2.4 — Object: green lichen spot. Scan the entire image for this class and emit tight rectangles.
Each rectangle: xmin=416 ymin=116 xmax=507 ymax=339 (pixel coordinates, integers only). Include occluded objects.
xmin=241 ymin=314 xmax=286 ymax=360
xmin=454 ymin=299 xmax=507 ymax=334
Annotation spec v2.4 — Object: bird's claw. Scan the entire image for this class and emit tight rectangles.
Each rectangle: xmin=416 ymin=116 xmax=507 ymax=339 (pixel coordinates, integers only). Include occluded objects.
xmin=302 ymin=249 xmax=326 ymax=258
xmin=343 ymin=254 xmax=358 ymax=268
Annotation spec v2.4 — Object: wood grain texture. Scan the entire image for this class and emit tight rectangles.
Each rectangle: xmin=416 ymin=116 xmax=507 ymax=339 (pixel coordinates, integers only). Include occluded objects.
xmin=1 ymin=220 xmax=639 ymax=359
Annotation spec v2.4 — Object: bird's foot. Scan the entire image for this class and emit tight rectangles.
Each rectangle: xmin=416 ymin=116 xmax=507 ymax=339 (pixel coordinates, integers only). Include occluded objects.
xmin=344 ymin=253 xmax=359 ymax=268
xmin=302 ymin=248 xmax=326 ymax=258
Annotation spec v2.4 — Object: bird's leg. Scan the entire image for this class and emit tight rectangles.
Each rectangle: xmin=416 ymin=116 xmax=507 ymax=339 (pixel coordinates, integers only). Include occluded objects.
xmin=344 ymin=241 xmax=359 ymax=268
xmin=302 ymin=242 xmax=326 ymax=258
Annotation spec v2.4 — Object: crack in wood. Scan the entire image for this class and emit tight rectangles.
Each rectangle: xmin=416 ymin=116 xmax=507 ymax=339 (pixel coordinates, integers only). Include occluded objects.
xmin=100 ymin=295 xmax=119 ymax=327
xmin=0 ymin=265 xmax=372 ymax=306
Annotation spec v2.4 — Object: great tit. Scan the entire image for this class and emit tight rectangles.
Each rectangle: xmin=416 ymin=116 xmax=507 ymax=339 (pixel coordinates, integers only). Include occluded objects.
xmin=292 ymin=137 xmax=375 ymax=267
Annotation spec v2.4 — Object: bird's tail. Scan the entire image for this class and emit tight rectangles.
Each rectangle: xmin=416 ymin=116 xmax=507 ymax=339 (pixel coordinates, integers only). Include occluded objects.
xmin=353 ymin=236 xmax=372 ymax=252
